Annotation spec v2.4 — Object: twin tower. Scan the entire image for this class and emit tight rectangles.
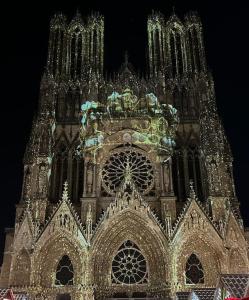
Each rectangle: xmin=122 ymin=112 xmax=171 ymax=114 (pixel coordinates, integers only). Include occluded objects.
xmin=47 ymin=11 xmax=205 ymax=79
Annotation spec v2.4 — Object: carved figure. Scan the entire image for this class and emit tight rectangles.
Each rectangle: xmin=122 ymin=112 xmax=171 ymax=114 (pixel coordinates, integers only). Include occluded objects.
xmin=38 ymin=164 xmax=47 ymax=197
xmin=121 ymin=88 xmax=138 ymax=111
xmin=86 ymin=163 xmax=94 ymax=194
xmin=107 ymin=91 xmax=122 ymax=113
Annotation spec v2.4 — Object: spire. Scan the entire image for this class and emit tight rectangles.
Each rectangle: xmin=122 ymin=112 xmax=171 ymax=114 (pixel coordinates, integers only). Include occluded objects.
xmin=168 ymin=5 xmax=181 ymax=23
xmin=74 ymin=8 xmax=82 ymax=21
xmin=62 ymin=181 xmax=69 ymax=201
xmin=50 ymin=12 xmax=67 ymax=29
xmin=70 ymin=9 xmax=83 ymax=27
xmin=118 ymin=51 xmax=137 ymax=84
xmin=120 ymin=50 xmax=133 ymax=74
xmin=124 ymin=51 xmax=129 ymax=68
xmin=172 ymin=6 xmax=176 ymax=15
xmin=189 ymin=180 xmax=197 ymax=201
xmin=75 ymin=8 xmax=81 ymax=17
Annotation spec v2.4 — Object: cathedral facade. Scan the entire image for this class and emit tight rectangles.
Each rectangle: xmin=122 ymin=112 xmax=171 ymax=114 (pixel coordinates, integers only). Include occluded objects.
xmin=0 ymin=10 xmax=248 ymax=300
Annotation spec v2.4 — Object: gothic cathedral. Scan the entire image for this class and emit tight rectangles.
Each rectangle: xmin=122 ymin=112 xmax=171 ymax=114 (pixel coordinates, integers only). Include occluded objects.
xmin=0 ymin=10 xmax=248 ymax=300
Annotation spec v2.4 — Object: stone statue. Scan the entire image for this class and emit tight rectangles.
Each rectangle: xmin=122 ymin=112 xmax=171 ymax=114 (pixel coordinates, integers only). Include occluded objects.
xmin=164 ymin=160 xmax=170 ymax=193
xmin=24 ymin=166 xmax=31 ymax=199
xmin=80 ymin=101 xmax=99 ymax=130
xmin=208 ymin=158 xmax=221 ymax=194
xmin=107 ymin=91 xmax=122 ymax=113
xmin=38 ymin=164 xmax=47 ymax=197
xmin=145 ymin=93 xmax=161 ymax=113
xmin=122 ymin=88 xmax=138 ymax=111
xmin=86 ymin=163 xmax=94 ymax=194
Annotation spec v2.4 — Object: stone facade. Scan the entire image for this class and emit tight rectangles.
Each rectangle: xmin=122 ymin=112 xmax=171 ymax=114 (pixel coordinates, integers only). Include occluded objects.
xmin=0 ymin=10 xmax=248 ymax=300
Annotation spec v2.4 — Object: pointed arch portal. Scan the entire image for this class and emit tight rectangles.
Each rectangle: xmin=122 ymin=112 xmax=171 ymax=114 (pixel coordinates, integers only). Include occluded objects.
xmin=91 ymin=209 xmax=169 ymax=299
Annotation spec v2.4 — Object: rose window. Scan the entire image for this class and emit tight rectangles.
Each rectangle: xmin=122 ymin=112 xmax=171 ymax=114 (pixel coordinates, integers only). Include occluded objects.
xmin=111 ymin=240 xmax=148 ymax=284
xmin=101 ymin=148 xmax=154 ymax=195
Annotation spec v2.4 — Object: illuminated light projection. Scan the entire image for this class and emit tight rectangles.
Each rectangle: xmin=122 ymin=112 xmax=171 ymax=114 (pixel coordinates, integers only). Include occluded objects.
xmin=0 ymin=9 xmax=248 ymax=300
xmin=79 ymin=89 xmax=178 ymax=161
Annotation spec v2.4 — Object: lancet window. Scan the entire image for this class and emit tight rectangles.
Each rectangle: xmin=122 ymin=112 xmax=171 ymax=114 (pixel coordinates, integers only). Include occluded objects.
xmin=69 ymin=28 xmax=84 ymax=79
xmin=51 ymin=28 xmax=64 ymax=76
xmin=169 ymin=28 xmax=185 ymax=77
xmin=172 ymin=146 xmax=203 ymax=201
xmin=187 ymin=26 xmax=201 ymax=73
xmin=50 ymin=142 xmax=68 ymax=202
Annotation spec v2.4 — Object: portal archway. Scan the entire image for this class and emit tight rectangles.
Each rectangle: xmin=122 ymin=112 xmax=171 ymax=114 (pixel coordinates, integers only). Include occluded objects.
xmin=35 ymin=234 xmax=85 ymax=287
xmin=91 ymin=209 xmax=169 ymax=298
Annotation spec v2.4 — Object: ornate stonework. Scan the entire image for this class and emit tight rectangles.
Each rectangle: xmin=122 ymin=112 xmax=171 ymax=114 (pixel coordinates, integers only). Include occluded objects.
xmin=0 ymin=10 xmax=248 ymax=300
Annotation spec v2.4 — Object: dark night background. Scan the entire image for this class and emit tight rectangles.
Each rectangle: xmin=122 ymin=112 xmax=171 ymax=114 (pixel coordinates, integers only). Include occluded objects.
xmin=0 ymin=0 xmax=248 ymax=263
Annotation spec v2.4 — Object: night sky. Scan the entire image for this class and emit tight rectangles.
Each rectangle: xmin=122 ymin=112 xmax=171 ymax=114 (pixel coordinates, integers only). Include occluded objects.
xmin=1 ymin=0 xmax=248 ymax=262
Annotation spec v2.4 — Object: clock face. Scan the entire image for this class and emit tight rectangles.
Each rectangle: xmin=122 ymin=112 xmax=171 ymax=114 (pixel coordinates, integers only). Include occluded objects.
xmin=101 ymin=147 xmax=154 ymax=195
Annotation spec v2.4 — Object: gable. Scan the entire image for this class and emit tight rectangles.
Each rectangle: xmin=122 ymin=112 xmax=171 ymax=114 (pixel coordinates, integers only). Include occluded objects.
xmin=13 ymin=214 xmax=33 ymax=252
xmin=36 ymin=200 xmax=87 ymax=249
xmin=172 ymin=199 xmax=222 ymax=247
xmin=225 ymin=213 xmax=248 ymax=248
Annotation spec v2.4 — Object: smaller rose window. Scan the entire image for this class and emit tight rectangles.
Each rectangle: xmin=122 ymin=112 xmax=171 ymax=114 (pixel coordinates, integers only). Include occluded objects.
xmin=111 ymin=240 xmax=148 ymax=285
xmin=55 ymin=255 xmax=74 ymax=286
xmin=185 ymin=253 xmax=204 ymax=284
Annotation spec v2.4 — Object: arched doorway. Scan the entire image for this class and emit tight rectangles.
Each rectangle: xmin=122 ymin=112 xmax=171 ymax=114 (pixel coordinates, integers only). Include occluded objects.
xmin=91 ymin=209 xmax=170 ymax=299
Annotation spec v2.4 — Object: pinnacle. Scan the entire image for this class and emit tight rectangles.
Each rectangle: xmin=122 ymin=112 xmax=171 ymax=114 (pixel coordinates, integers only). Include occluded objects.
xmin=189 ymin=180 xmax=197 ymax=200
xmin=62 ymin=181 xmax=69 ymax=201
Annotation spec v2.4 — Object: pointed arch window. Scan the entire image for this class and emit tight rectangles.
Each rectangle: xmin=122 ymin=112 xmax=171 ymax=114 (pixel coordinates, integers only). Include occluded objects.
xmin=76 ymin=34 xmax=83 ymax=78
xmin=170 ymin=32 xmax=177 ymax=77
xmin=55 ymin=255 xmax=74 ymax=286
xmin=56 ymin=91 xmax=66 ymax=119
xmin=176 ymin=32 xmax=184 ymax=75
xmin=192 ymin=27 xmax=201 ymax=72
xmin=172 ymin=148 xmax=186 ymax=201
xmin=70 ymin=34 xmax=76 ymax=79
xmin=188 ymin=27 xmax=201 ymax=73
xmin=51 ymin=28 xmax=64 ymax=76
xmin=154 ymin=28 xmax=162 ymax=72
xmin=169 ymin=28 xmax=185 ymax=77
xmin=111 ymin=240 xmax=148 ymax=285
xmin=92 ymin=29 xmax=98 ymax=65
xmin=50 ymin=141 xmax=68 ymax=202
xmin=185 ymin=253 xmax=204 ymax=284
